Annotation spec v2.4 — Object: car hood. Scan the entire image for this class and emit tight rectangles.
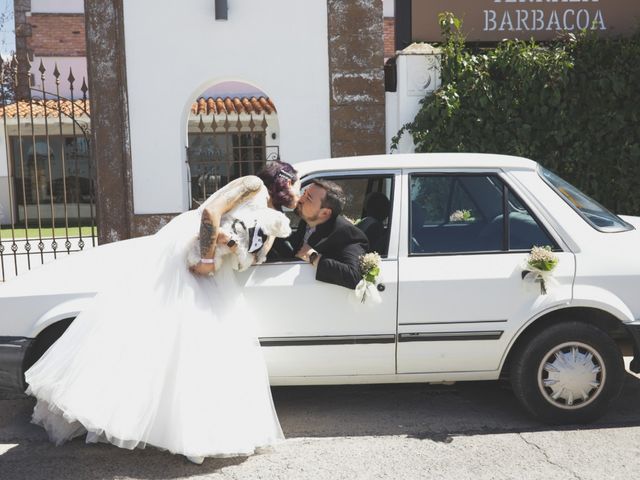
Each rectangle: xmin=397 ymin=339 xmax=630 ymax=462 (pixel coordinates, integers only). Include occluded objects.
xmin=619 ymin=215 xmax=640 ymax=230
xmin=0 ymin=236 xmax=153 ymax=298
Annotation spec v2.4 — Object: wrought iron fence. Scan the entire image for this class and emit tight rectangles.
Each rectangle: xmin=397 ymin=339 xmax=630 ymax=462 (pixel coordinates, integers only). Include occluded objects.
xmin=186 ymin=109 xmax=280 ymax=208
xmin=0 ymin=56 xmax=96 ymax=282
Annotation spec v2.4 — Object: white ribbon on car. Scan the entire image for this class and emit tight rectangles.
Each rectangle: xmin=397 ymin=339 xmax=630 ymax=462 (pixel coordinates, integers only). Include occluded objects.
xmin=353 ymin=279 xmax=382 ymax=304
xmin=522 ymin=266 xmax=559 ymax=295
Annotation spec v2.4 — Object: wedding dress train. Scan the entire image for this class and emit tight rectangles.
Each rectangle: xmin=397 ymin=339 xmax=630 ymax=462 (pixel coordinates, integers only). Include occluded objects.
xmin=25 ymin=185 xmax=284 ymax=458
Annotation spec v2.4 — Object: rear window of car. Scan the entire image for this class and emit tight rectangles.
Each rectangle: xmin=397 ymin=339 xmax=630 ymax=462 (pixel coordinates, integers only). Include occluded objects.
xmin=538 ymin=166 xmax=633 ymax=233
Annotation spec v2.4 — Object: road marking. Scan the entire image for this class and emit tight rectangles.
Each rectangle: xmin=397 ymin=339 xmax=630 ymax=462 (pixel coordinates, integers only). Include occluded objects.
xmin=0 ymin=444 xmax=18 ymax=455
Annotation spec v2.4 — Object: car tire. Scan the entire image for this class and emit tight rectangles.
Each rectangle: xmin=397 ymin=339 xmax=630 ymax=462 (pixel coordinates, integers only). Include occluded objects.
xmin=510 ymin=321 xmax=624 ymax=424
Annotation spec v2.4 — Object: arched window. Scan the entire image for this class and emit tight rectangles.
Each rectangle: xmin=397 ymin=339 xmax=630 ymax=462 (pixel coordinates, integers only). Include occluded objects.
xmin=186 ymin=81 xmax=279 ymax=208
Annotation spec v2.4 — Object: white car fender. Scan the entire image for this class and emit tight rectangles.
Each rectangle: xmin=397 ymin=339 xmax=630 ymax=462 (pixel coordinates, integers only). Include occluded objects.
xmin=29 ymin=295 xmax=96 ymax=338
xmin=499 ymin=301 xmax=572 ymax=369
xmin=498 ymin=291 xmax=632 ymax=372
xmin=571 ymin=285 xmax=635 ymax=323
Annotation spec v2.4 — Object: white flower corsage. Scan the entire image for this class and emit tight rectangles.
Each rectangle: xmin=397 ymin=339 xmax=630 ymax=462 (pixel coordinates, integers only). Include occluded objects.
xmin=522 ymin=246 xmax=559 ymax=295
xmin=449 ymin=209 xmax=474 ymax=222
xmin=354 ymin=252 xmax=382 ymax=304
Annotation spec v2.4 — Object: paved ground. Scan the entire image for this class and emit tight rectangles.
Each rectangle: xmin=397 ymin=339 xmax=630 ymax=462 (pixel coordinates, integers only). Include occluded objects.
xmin=2 ymin=366 xmax=640 ymax=480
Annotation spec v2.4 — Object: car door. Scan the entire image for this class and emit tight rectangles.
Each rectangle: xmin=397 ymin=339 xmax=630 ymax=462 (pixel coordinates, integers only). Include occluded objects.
xmin=237 ymin=170 xmax=401 ymax=378
xmin=397 ymin=169 xmax=576 ymax=374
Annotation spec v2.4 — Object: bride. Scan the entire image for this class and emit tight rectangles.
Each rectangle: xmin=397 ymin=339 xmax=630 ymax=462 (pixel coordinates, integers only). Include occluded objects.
xmin=24 ymin=160 xmax=301 ymax=464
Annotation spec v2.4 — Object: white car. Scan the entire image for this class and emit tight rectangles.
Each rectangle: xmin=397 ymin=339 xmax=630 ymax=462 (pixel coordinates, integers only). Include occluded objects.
xmin=1 ymin=153 xmax=639 ymax=424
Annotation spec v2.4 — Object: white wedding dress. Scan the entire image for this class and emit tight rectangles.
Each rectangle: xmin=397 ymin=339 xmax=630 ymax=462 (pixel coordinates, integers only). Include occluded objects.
xmin=25 ymin=184 xmax=285 ymax=458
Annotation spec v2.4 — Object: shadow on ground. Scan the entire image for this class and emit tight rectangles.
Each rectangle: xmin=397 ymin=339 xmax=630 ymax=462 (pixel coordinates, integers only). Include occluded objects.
xmin=272 ymin=372 xmax=640 ymax=440
xmin=2 ymin=373 xmax=640 ymax=479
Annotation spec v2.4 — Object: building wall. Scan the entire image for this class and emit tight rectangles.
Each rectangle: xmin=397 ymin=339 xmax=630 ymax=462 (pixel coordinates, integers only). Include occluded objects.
xmin=29 ymin=13 xmax=85 ymax=56
xmin=0 ymin=130 xmax=9 ymax=224
xmin=13 ymin=1 xmax=88 ymax=99
xmin=121 ymin=0 xmax=332 ymax=214
xmin=383 ymin=0 xmax=394 ymax=17
xmin=30 ymin=0 xmax=83 ymax=13
xmin=384 ymin=18 xmax=396 ymax=59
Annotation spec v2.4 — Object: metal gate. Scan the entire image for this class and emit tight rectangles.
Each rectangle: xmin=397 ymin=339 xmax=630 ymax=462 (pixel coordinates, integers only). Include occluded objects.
xmin=0 ymin=57 xmax=96 ymax=282
xmin=186 ymin=96 xmax=280 ymax=208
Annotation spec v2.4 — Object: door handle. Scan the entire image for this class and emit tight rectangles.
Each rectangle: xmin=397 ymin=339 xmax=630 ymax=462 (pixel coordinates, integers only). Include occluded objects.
xmin=377 ymin=283 xmax=386 ymax=292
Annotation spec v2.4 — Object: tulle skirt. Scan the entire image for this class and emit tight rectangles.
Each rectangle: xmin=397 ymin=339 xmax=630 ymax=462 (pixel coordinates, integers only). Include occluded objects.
xmin=24 ymin=209 xmax=284 ymax=457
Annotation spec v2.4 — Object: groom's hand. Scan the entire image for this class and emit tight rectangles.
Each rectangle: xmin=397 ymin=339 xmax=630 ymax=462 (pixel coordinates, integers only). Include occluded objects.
xmin=296 ymin=244 xmax=320 ymax=266
xmin=295 ymin=243 xmax=313 ymax=262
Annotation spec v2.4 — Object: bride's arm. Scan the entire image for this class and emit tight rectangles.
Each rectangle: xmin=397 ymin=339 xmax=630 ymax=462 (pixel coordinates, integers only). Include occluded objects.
xmin=190 ymin=176 xmax=263 ymax=275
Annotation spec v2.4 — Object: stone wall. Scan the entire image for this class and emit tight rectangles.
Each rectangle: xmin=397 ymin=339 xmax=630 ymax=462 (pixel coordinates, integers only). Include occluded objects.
xmin=327 ymin=0 xmax=386 ymax=157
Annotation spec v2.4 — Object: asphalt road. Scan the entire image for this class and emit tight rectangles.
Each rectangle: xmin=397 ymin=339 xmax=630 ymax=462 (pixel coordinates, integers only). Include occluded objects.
xmin=2 ymin=370 xmax=640 ymax=480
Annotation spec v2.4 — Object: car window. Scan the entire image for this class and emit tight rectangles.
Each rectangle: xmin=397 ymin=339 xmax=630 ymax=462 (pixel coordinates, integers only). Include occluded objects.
xmin=301 ymin=175 xmax=394 ymax=256
xmin=410 ymin=174 xmax=557 ymax=255
xmin=538 ymin=166 xmax=633 ymax=232
xmin=507 ymin=191 xmax=558 ymax=250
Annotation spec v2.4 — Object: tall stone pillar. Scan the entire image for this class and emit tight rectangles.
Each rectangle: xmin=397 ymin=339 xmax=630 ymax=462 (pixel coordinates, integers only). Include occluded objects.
xmin=327 ymin=0 xmax=386 ymax=157
xmin=13 ymin=0 xmax=32 ymax=100
xmin=84 ymin=0 xmax=134 ymax=243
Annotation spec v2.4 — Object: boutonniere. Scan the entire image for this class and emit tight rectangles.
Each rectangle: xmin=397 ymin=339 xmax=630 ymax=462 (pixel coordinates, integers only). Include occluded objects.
xmin=354 ymin=252 xmax=382 ymax=304
xmin=522 ymin=246 xmax=559 ymax=295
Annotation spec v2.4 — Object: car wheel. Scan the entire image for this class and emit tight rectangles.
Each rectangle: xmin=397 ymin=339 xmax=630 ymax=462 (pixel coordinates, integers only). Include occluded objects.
xmin=510 ymin=321 xmax=624 ymax=424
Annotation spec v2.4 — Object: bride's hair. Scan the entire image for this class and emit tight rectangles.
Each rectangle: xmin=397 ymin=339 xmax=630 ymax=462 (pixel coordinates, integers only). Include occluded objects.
xmin=257 ymin=160 xmax=299 ymax=210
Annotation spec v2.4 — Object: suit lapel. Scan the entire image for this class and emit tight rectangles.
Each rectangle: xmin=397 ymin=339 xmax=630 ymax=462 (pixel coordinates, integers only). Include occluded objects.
xmin=308 ymin=217 xmax=337 ymax=251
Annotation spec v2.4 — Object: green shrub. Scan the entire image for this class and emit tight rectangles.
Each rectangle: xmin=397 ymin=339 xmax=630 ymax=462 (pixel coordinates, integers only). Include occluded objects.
xmin=395 ymin=13 xmax=640 ymax=215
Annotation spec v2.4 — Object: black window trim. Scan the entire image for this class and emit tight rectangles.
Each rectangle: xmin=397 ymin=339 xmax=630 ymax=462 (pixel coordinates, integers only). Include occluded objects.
xmin=408 ymin=172 xmax=562 ymax=257
xmin=300 ymin=171 xmax=397 ymax=258
xmin=537 ymin=165 xmax=634 ymax=233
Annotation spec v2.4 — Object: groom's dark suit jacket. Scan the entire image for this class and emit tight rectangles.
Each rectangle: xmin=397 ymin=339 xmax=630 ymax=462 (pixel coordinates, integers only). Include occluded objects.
xmin=272 ymin=215 xmax=368 ymax=290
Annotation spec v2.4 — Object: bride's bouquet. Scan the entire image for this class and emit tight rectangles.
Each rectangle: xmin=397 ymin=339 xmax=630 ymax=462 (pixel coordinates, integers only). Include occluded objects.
xmin=522 ymin=246 xmax=559 ymax=295
xmin=354 ymin=252 xmax=382 ymax=304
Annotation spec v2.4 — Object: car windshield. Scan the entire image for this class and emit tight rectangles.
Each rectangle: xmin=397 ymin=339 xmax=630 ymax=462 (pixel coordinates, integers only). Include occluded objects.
xmin=538 ymin=166 xmax=633 ymax=232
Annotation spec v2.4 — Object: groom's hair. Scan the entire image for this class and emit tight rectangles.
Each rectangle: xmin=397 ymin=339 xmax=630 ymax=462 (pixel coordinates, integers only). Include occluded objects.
xmin=312 ymin=179 xmax=345 ymax=218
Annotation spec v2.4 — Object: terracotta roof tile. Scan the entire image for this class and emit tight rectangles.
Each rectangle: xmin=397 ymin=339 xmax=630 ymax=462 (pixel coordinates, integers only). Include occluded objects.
xmin=0 ymin=99 xmax=90 ymax=119
xmin=190 ymin=96 xmax=276 ymax=116
xmin=0 ymin=96 xmax=275 ymax=119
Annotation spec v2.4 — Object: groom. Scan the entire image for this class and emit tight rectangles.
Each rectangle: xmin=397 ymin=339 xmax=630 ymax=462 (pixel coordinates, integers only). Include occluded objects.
xmin=284 ymin=179 xmax=368 ymax=290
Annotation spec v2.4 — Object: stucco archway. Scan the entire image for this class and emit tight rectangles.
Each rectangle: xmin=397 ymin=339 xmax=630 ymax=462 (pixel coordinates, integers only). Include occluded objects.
xmin=183 ymin=80 xmax=280 ymax=208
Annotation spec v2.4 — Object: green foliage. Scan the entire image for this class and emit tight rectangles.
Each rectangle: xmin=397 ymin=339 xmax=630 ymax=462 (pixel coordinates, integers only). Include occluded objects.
xmin=396 ymin=12 xmax=640 ymax=215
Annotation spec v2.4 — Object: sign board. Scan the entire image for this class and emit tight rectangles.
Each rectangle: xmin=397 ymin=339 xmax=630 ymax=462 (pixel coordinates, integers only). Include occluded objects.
xmin=407 ymin=0 xmax=640 ymax=43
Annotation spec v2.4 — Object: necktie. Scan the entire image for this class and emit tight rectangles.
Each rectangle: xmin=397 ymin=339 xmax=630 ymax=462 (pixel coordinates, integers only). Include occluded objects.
xmin=303 ymin=225 xmax=315 ymax=244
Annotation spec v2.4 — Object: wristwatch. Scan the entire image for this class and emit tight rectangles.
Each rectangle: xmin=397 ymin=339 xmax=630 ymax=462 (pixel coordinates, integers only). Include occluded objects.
xmin=308 ymin=251 xmax=319 ymax=265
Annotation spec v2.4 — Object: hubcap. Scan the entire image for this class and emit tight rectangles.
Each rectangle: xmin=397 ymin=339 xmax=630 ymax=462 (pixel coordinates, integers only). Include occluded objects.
xmin=537 ymin=341 xmax=606 ymax=410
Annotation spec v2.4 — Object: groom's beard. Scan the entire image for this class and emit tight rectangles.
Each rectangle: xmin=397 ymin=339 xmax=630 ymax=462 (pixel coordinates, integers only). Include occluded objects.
xmin=295 ymin=207 xmax=320 ymax=225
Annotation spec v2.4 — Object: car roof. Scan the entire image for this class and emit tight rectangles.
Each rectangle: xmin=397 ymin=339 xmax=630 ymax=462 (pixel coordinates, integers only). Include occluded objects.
xmin=293 ymin=153 xmax=539 ymax=176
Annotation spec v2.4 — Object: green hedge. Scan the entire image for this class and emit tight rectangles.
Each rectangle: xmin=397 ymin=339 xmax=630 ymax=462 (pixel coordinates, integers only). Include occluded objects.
xmin=395 ymin=13 xmax=640 ymax=215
